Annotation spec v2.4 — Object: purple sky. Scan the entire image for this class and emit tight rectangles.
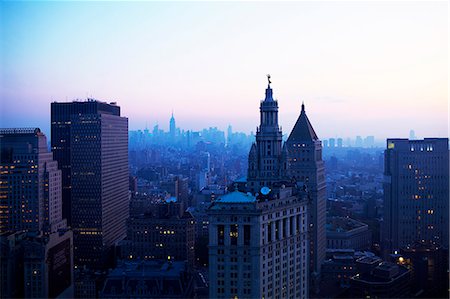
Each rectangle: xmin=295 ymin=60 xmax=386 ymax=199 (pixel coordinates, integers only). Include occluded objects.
xmin=1 ymin=1 xmax=448 ymax=141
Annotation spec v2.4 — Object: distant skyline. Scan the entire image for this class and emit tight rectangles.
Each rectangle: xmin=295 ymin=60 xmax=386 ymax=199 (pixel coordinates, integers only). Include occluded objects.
xmin=1 ymin=1 xmax=448 ymax=140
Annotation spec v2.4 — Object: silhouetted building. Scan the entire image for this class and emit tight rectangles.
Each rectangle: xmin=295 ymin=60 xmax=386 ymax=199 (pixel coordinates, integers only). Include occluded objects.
xmin=51 ymin=100 xmax=129 ymax=268
xmin=247 ymin=81 xmax=287 ymax=193
xmin=100 ymin=260 xmax=193 ymax=298
xmin=329 ymin=138 xmax=335 ymax=148
xmin=399 ymin=241 xmax=448 ymax=298
xmin=120 ymin=198 xmax=195 ymax=268
xmin=0 ymin=128 xmax=66 ymax=234
xmin=286 ymin=103 xmax=326 ymax=292
xmin=0 ymin=128 xmax=73 ymax=298
xmin=349 ymin=262 xmax=411 ymax=298
xmin=382 ymin=138 xmax=449 ymax=257
xmin=326 ymin=216 xmax=371 ymax=250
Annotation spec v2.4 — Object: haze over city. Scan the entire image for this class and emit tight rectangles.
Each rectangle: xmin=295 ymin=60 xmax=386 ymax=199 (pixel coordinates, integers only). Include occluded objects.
xmin=1 ymin=1 xmax=448 ymax=140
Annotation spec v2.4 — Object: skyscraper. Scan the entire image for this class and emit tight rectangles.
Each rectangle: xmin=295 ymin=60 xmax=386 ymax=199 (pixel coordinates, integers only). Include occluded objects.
xmin=286 ymin=103 xmax=326 ymax=292
xmin=170 ymin=111 xmax=176 ymax=141
xmin=382 ymin=138 xmax=449 ymax=256
xmin=0 ymin=128 xmax=73 ymax=298
xmin=0 ymin=128 xmax=65 ymax=234
xmin=51 ymin=100 xmax=129 ymax=268
xmin=208 ymin=77 xmax=309 ymax=298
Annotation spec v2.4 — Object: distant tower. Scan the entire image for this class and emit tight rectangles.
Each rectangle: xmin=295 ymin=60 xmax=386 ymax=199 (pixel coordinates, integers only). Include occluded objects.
xmin=286 ymin=102 xmax=326 ymax=293
xmin=247 ymin=76 xmax=287 ymax=193
xmin=170 ymin=111 xmax=176 ymax=140
xmin=409 ymin=129 xmax=416 ymax=140
xmin=382 ymin=138 xmax=449 ymax=256
xmin=227 ymin=125 xmax=233 ymax=144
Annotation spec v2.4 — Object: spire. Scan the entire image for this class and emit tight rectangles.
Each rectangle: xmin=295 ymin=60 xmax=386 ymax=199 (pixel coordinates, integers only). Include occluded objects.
xmin=264 ymin=74 xmax=274 ymax=102
xmin=287 ymin=101 xmax=318 ymax=142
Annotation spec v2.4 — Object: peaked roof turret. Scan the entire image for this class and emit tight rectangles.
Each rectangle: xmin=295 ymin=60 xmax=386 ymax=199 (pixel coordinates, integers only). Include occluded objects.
xmin=287 ymin=102 xmax=318 ymax=142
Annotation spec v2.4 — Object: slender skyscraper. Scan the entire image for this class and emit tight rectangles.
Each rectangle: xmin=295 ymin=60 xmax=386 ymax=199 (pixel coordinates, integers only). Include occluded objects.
xmin=286 ymin=103 xmax=326 ymax=293
xmin=382 ymin=138 xmax=449 ymax=256
xmin=51 ymin=100 xmax=129 ymax=268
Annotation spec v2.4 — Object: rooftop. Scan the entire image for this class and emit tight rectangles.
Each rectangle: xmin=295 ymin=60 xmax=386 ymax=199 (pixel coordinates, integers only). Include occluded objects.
xmin=216 ymin=191 xmax=256 ymax=204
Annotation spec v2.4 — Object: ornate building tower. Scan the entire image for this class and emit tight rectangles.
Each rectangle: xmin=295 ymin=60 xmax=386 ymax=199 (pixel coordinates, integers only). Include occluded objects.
xmin=247 ymin=76 xmax=288 ymax=194
xmin=286 ymin=103 xmax=326 ymax=293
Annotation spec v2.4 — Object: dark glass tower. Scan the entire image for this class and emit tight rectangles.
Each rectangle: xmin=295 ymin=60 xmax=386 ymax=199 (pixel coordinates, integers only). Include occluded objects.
xmin=382 ymin=138 xmax=449 ymax=256
xmin=286 ymin=103 xmax=326 ymax=293
xmin=51 ymin=100 xmax=129 ymax=268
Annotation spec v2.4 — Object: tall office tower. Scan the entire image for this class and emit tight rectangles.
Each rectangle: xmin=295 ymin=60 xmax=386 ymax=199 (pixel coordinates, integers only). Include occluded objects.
xmin=337 ymin=138 xmax=343 ymax=148
xmin=0 ymin=128 xmax=73 ymax=298
xmin=51 ymin=100 xmax=129 ymax=268
xmin=382 ymin=138 xmax=449 ymax=256
xmin=286 ymin=103 xmax=326 ymax=292
xmin=209 ymin=78 xmax=309 ymax=298
xmin=170 ymin=111 xmax=176 ymax=140
xmin=0 ymin=128 xmax=65 ymax=234
xmin=247 ymin=79 xmax=287 ymax=193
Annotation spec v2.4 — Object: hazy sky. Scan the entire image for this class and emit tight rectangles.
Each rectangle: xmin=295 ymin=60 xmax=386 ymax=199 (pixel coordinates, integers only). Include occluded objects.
xmin=1 ymin=1 xmax=448 ymax=141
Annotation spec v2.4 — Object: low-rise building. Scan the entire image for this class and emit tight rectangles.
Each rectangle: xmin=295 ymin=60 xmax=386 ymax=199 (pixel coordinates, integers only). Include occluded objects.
xmin=326 ymin=216 xmax=372 ymax=250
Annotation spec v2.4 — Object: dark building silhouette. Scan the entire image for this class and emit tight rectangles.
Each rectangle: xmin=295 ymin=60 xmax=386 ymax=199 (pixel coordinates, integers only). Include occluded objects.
xmin=286 ymin=103 xmax=326 ymax=291
xmin=99 ymin=260 xmax=194 ymax=298
xmin=399 ymin=241 xmax=448 ymax=297
xmin=247 ymin=81 xmax=287 ymax=193
xmin=349 ymin=262 xmax=411 ymax=298
xmin=382 ymin=138 xmax=449 ymax=257
xmin=51 ymin=100 xmax=129 ymax=268
xmin=0 ymin=128 xmax=73 ymax=298
xmin=120 ymin=197 xmax=195 ymax=269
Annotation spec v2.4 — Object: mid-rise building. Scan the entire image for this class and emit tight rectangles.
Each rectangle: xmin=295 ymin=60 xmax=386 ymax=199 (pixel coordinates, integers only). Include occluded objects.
xmin=120 ymin=197 xmax=195 ymax=268
xmin=99 ymin=260 xmax=194 ymax=298
xmin=208 ymin=189 xmax=309 ymax=299
xmin=326 ymin=216 xmax=371 ymax=250
xmin=382 ymin=138 xmax=449 ymax=256
xmin=51 ymin=100 xmax=129 ymax=268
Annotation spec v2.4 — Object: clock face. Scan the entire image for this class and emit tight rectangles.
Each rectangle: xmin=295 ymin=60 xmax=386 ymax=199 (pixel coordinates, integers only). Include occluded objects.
xmin=260 ymin=186 xmax=271 ymax=195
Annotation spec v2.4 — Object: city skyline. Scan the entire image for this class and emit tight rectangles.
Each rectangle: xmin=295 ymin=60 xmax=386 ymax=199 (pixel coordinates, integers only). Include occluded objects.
xmin=1 ymin=1 xmax=448 ymax=140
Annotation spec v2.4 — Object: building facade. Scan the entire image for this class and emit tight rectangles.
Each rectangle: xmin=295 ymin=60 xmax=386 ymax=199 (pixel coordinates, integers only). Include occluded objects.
xmin=0 ymin=128 xmax=65 ymax=234
xmin=208 ymin=79 xmax=312 ymax=298
xmin=285 ymin=103 xmax=327 ymax=291
xmin=382 ymin=138 xmax=449 ymax=256
xmin=0 ymin=128 xmax=73 ymax=298
xmin=326 ymin=216 xmax=372 ymax=250
xmin=208 ymin=190 xmax=309 ymax=299
xmin=120 ymin=198 xmax=195 ymax=268
xmin=51 ymin=100 xmax=129 ymax=268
